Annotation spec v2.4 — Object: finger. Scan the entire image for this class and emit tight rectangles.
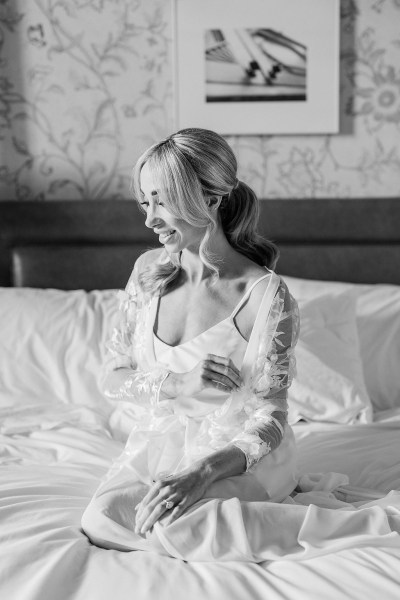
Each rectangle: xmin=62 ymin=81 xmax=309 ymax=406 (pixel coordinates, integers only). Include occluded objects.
xmin=136 ymin=501 xmax=169 ymax=535
xmin=226 ymin=358 xmax=241 ymax=378
xmin=137 ymin=494 xmax=180 ymax=535
xmin=162 ymin=501 xmax=186 ymax=527
xmin=135 ymin=481 xmax=162 ymax=518
xmin=135 ymin=481 xmax=173 ymax=523
xmin=203 ymin=370 xmax=234 ymax=390
xmin=203 ymin=367 xmax=241 ymax=390
xmin=135 ymin=496 xmax=164 ymax=534
xmin=136 ymin=477 xmax=175 ymax=510
xmin=205 ymin=358 xmax=242 ymax=386
xmin=139 ymin=480 xmax=162 ymax=507
xmin=135 ymin=487 xmax=177 ymax=532
xmin=206 ymin=354 xmax=240 ymax=374
xmin=228 ymin=359 xmax=241 ymax=379
xmin=213 ymin=381 xmax=231 ymax=393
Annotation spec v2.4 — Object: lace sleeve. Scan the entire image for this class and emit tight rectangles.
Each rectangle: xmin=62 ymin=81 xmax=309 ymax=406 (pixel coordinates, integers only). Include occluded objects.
xmin=100 ymin=263 xmax=169 ymax=407
xmin=231 ymin=280 xmax=300 ymax=470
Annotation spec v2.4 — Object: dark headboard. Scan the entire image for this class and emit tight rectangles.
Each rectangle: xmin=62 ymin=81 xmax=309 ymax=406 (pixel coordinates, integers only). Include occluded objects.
xmin=0 ymin=198 xmax=399 ymax=289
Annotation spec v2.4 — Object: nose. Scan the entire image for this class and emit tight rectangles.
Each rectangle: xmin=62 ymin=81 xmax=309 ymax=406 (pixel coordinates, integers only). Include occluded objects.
xmin=144 ymin=204 xmax=161 ymax=229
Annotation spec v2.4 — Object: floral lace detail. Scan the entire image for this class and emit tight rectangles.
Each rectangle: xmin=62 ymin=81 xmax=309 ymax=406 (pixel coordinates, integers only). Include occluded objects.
xmin=203 ymin=279 xmax=299 ymax=470
xmin=251 ymin=283 xmax=299 ymax=401
xmin=101 ymin=263 xmax=170 ymax=410
xmin=104 ymin=368 xmax=170 ymax=407
xmin=233 ymin=435 xmax=272 ymax=470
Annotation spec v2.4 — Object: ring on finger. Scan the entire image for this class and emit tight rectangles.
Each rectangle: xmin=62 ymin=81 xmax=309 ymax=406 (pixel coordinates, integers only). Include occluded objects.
xmin=162 ymin=499 xmax=174 ymax=510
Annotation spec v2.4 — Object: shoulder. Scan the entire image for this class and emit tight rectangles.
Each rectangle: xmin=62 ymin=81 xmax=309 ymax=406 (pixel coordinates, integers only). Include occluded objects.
xmin=134 ymin=248 xmax=166 ymax=274
xmin=245 ymin=268 xmax=276 ymax=300
xmin=245 ymin=271 xmax=292 ymax=320
xmin=275 ymin=275 xmax=298 ymax=312
xmin=128 ymin=248 xmax=166 ymax=280
xmin=124 ymin=248 xmax=165 ymax=294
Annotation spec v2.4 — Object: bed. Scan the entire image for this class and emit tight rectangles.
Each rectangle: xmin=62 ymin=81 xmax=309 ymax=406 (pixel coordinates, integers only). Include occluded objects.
xmin=1 ymin=198 xmax=400 ymax=600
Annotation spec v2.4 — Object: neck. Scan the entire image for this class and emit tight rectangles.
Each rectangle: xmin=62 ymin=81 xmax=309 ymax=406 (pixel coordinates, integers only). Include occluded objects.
xmin=180 ymin=226 xmax=237 ymax=285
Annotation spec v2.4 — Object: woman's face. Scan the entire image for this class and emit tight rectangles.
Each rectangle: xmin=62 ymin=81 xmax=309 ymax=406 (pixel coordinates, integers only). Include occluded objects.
xmin=139 ymin=162 xmax=206 ymax=254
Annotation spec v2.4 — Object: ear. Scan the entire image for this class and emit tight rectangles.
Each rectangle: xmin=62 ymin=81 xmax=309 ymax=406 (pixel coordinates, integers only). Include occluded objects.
xmin=207 ymin=196 xmax=222 ymax=210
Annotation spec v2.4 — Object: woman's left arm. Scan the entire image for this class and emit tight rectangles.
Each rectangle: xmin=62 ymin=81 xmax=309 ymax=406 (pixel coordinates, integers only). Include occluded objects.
xmin=230 ymin=280 xmax=299 ymax=470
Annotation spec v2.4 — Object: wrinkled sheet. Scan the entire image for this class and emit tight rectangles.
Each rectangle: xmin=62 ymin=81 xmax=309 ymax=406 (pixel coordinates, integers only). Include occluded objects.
xmin=1 ymin=404 xmax=400 ymax=600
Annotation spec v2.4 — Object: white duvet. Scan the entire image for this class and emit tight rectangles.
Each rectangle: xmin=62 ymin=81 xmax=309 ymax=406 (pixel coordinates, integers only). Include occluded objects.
xmin=1 ymin=404 xmax=400 ymax=600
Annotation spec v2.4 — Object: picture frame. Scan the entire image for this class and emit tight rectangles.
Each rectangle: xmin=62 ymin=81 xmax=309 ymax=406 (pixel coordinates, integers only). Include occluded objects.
xmin=173 ymin=0 xmax=340 ymax=135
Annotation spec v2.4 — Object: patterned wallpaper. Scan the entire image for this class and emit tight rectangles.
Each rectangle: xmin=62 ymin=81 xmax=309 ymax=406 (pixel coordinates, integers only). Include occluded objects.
xmin=0 ymin=0 xmax=399 ymax=201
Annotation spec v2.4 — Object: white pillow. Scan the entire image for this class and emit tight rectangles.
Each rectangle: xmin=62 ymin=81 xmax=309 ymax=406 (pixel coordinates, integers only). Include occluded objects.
xmin=285 ymin=276 xmax=400 ymax=412
xmin=0 ymin=288 xmax=119 ymax=409
xmin=286 ymin=287 xmax=373 ymax=424
xmin=354 ymin=285 xmax=400 ymax=411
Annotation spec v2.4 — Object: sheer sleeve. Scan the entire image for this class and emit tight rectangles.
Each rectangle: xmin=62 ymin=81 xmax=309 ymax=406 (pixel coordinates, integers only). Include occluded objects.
xmin=100 ymin=262 xmax=170 ymax=407
xmin=231 ymin=280 xmax=299 ymax=470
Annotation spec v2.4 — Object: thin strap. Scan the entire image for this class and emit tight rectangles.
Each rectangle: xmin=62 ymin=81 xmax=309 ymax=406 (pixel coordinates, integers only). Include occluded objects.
xmin=147 ymin=295 xmax=160 ymax=366
xmin=230 ymin=273 xmax=270 ymax=319
xmin=241 ymin=272 xmax=280 ymax=382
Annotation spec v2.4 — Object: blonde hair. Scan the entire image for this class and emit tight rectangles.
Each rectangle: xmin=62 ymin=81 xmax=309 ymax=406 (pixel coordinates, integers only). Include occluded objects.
xmin=131 ymin=128 xmax=278 ymax=294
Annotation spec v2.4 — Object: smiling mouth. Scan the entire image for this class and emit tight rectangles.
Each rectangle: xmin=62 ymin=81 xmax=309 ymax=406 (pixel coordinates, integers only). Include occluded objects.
xmin=158 ymin=230 xmax=176 ymax=243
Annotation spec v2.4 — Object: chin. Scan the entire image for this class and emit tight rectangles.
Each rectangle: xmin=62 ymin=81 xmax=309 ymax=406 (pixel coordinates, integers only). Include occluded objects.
xmin=163 ymin=242 xmax=182 ymax=254
xmin=163 ymin=236 xmax=186 ymax=253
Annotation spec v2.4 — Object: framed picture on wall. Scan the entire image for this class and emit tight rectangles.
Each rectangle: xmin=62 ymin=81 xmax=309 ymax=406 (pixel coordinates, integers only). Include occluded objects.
xmin=173 ymin=0 xmax=340 ymax=135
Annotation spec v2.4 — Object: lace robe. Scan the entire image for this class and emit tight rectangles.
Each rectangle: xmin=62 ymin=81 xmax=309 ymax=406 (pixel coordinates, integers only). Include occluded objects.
xmin=101 ymin=255 xmax=300 ymax=474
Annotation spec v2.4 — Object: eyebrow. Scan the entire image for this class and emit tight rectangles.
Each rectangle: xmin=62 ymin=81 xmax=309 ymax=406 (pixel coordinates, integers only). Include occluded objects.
xmin=139 ymin=189 xmax=159 ymax=197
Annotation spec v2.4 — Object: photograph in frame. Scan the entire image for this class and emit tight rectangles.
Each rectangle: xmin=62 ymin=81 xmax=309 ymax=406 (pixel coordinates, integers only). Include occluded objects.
xmin=173 ymin=0 xmax=340 ymax=135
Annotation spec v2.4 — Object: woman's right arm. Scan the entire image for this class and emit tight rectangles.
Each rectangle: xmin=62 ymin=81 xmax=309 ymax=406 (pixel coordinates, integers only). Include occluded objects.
xmin=102 ymin=366 xmax=170 ymax=406
xmin=100 ymin=258 xmax=170 ymax=408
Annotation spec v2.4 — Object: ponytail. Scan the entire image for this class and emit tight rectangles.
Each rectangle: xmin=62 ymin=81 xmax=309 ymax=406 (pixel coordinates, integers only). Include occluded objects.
xmin=220 ymin=180 xmax=279 ymax=269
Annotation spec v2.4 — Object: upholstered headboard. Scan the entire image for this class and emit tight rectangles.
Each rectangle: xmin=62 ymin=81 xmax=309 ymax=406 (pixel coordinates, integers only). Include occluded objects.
xmin=0 ymin=198 xmax=399 ymax=289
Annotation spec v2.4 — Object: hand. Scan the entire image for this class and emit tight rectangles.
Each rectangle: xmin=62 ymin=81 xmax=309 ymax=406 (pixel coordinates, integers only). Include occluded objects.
xmin=134 ymin=465 xmax=210 ymax=535
xmin=163 ymin=354 xmax=242 ymax=398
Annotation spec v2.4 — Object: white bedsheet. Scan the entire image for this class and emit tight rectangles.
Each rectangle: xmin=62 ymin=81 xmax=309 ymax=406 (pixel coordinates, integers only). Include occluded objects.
xmin=294 ymin=411 xmax=400 ymax=493
xmin=1 ymin=404 xmax=400 ymax=600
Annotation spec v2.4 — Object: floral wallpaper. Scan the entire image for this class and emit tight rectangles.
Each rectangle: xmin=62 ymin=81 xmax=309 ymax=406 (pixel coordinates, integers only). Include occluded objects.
xmin=0 ymin=0 xmax=399 ymax=201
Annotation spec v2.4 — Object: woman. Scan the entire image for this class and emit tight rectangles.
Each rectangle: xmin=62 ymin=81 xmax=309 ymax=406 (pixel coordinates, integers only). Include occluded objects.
xmin=81 ymin=127 xmax=300 ymax=560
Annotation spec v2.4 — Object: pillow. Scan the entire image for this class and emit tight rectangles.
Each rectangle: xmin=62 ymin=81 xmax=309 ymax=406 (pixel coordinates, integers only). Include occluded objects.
xmin=356 ymin=285 xmax=400 ymax=411
xmin=0 ymin=287 xmax=119 ymax=410
xmin=285 ymin=276 xmax=400 ymax=412
xmin=286 ymin=288 xmax=373 ymax=424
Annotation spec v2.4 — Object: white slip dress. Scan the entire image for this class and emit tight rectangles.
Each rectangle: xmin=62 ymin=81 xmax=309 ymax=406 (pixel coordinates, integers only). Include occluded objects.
xmin=81 ymin=273 xmax=400 ymax=562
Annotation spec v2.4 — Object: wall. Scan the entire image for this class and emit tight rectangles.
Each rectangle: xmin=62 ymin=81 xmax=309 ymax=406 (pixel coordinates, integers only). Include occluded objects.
xmin=0 ymin=0 xmax=399 ymax=201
